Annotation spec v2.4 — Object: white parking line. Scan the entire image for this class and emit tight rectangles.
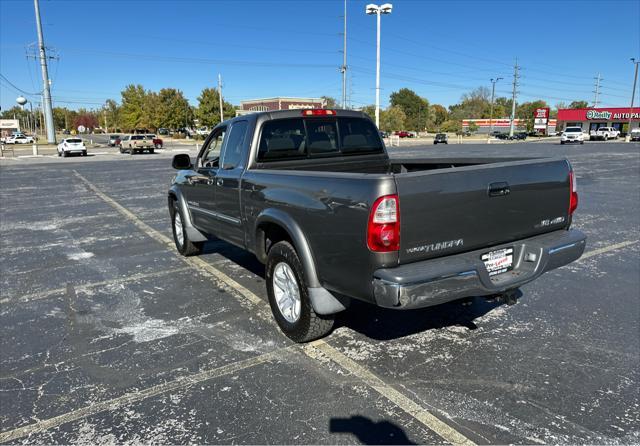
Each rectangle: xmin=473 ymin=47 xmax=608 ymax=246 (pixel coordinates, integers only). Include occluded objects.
xmin=71 ymin=170 xmax=476 ymax=445
xmin=0 ymin=267 xmax=192 ymax=305
xmin=0 ymin=349 xmax=283 ymax=443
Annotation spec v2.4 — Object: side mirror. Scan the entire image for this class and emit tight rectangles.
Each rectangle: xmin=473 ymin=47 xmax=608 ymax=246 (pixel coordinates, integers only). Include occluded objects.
xmin=172 ymin=153 xmax=192 ymax=170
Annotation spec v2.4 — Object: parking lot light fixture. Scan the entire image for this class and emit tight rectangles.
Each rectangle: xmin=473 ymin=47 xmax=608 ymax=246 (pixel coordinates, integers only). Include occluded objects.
xmin=626 ymin=58 xmax=639 ymax=142
xmin=16 ymin=96 xmax=38 ymax=156
xmin=366 ymin=3 xmax=392 ymax=128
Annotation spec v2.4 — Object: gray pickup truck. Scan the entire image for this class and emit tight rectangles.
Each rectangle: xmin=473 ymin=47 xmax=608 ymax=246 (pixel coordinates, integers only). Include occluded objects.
xmin=168 ymin=109 xmax=586 ymax=342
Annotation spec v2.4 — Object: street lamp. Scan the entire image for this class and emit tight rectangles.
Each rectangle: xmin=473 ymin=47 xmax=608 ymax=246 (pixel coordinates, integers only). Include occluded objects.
xmin=488 ymin=77 xmax=503 ymax=142
xmin=16 ymin=96 xmax=38 ymax=156
xmin=625 ymin=57 xmax=639 ymax=142
xmin=366 ymin=3 xmax=392 ymax=128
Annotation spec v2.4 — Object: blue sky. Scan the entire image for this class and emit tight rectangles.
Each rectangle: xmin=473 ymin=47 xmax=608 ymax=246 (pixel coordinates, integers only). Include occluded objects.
xmin=1 ymin=0 xmax=639 ymax=113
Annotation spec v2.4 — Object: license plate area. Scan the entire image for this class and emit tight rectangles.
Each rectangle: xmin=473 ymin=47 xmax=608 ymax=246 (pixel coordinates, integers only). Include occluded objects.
xmin=481 ymin=247 xmax=514 ymax=277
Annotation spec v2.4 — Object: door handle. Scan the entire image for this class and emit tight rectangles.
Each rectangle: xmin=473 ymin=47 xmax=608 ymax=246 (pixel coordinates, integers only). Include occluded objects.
xmin=216 ymin=178 xmax=224 ymax=186
xmin=187 ymin=174 xmax=213 ymax=185
xmin=488 ymin=182 xmax=510 ymax=197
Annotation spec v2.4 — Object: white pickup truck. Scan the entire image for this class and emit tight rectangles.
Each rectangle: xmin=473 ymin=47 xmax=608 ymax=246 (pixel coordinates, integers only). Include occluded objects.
xmin=590 ymin=127 xmax=619 ymax=141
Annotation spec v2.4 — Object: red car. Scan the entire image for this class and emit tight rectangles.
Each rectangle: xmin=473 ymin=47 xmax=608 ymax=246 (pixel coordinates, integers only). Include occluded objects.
xmin=394 ymin=131 xmax=413 ymax=138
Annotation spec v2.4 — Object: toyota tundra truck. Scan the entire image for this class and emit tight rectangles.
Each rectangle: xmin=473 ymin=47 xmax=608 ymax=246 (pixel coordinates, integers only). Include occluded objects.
xmin=168 ymin=109 xmax=586 ymax=342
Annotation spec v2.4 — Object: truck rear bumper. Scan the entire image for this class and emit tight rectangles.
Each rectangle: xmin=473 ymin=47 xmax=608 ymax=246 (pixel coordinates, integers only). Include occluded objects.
xmin=372 ymin=229 xmax=586 ymax=309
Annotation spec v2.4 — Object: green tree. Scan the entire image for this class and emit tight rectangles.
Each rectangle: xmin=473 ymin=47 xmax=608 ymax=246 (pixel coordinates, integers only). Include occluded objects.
xmin=155 ymin=88 xmax=191 ymax=130
xmin=569 ymin=100 xmax=589 ymax=109
xmin=389 ymin=88 xmax=430 ymax=131
xmin=380 ymin=106 xmax=406 ymax=132
xmin=449 ymin=87 xmax=491 ymax=120
xmin=196 ymin=87 xmax=235 ymax=127
xmin=52 ymin=107 xmax=69 ymax=130
xmin=101 ymin=99 xmax=120 ymax=132
xmin=119 ymin=84 xmax=147 ymax=131
xmin=360 ymin=105 xmax=376 ymax=121
xmin=467 ymin=121 xmax=479 ymax=133
xmin=494 ymin=97 xmax=512 ymax=118
xmin=440 ymin=119 xmax=461 ymax=133
xmin=142 ymin=91 xmax=161 ymax=130
xmin=321 ymin=96 xmax=337 ymax=108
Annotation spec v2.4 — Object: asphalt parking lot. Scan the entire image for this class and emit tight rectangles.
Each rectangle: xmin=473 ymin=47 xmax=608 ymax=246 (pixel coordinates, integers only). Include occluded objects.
xmin=1 ymin=141 xmax=638 ymax=444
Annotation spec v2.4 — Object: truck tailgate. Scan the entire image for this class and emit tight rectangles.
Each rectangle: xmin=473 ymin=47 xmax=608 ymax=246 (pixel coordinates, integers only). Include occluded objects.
xmin=395 ymin=159 xmax=571 ymax=264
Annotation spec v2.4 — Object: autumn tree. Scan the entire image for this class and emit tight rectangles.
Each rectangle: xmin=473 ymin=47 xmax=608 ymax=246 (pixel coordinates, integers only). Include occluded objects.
xmin=380 ymin=106 xmax=406 ymax=132
xmin=119 ymin=84 xmax=148 ymax=131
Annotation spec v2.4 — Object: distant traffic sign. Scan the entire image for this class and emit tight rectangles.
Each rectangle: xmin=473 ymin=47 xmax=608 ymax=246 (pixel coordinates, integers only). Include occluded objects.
xmin=77 ymin=125 xmax=86 ymax=133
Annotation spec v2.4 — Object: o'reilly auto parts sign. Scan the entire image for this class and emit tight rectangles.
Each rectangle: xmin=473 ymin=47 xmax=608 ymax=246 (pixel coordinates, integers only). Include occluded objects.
xmin=586 ymin=109 xmax=640 ymax=120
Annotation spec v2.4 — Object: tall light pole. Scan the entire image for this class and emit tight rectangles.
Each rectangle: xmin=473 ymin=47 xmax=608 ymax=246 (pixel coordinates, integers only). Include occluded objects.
xmin=488 ymin=77 xmax=503 ymax=141
xmin=625 ymin=58 xmax=639 ymax=142
xmin=16 ymin=96 xmax=38 ymax=156
xmin=366 ymin=3 xmax=392 ymax=128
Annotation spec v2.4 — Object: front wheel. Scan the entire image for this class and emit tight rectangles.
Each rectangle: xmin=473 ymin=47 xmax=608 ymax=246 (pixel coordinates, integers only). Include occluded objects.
xmin=62 ymin=150 xmax=68 ymax=157
xmin=171 ymin=200 xmax=202 ymax=256
xmin=266 ymin=241 xmax=334 ymax=342
xmin=561 ymin=141 xmax=565 ymax=145
xmin=57 ymin=150 xmax=61 ymax=157
xmin=82 ymin=151 xmax=87 ymax=156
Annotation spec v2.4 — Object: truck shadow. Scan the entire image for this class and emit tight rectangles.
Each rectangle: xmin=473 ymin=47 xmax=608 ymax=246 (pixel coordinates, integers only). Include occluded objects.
xmin=329 ymin=415 xmax=416 ymax=444
xmin=335 ymin=297 xmax=504 ymax=341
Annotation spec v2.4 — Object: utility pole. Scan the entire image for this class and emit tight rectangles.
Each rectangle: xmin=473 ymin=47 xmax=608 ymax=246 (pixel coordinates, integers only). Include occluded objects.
xmin=593 ymin=73 xmax=601 ymax=107
xmin=488 ymin=77 xmax=503 ymax=142
xmin=509 ymin=58 xmax=519 ymax=138
xmin=104 ymin=111 xmax=108 ymax=133
xmin=365 ymin=3 xmax=392 ymax=129
xmin=33 ymin=0 xmax=55 ymax=144
xmin=218 ymin=73 xmax=224 ymax=124
xmin=625 ymin=58 xmax=639 ymax=142
xmin=340 ymin=0 xmax=348 ymax=109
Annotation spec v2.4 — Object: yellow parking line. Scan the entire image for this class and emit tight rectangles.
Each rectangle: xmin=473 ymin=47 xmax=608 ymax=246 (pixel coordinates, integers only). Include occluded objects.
xmin=0 ymin=349 xmax=282 ymax=443
xmin=72 ymin=170 xmax=475 ymax=444
xmin=579 ymin=240 xmax=639 ymax=260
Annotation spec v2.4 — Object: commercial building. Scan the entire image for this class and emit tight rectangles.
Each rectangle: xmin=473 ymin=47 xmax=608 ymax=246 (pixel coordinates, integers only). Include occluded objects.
xmin=0 ymin=119 xmax=21 ymax=138
xmin=236 ymin=97 xmax=326 ymax=116
xmin=462 ymin=118 xmax=557 ymax=134
xmin=556 ymin=107 xmax=640 ymax=133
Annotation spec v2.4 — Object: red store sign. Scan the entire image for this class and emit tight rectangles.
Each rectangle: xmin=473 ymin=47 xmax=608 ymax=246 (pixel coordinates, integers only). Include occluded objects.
xmin=557 ymin=107 xmax=640 ymax=121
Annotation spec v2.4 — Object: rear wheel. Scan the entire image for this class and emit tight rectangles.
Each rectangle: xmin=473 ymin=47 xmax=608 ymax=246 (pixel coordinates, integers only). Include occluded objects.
xmin=149 ymin=148 xmax=155 ymax=154
xmin=82 ymin=150 xmax=87 ymax=156
xmin=57 ymin=150 xmax=61 ymax=157
xmin=62 ymin=150 xmax=68 ymax=157
xmin=171 ymin=200 xmax=202 ymax=256
xmin=266 ymin=241 xmax=334 ymax=342
xmin=561 ymin=141 xmax=565 ymax=145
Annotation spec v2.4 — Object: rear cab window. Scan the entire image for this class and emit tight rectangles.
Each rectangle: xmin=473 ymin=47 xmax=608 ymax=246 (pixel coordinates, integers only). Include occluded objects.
xmin=257 ymin=117 xmax=383 ymax=162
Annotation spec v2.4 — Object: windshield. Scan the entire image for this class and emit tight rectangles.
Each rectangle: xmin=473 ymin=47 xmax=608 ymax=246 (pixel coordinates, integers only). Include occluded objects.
xmin=565 ymin=128 xmax=582 ymax=133
xmin=436 ymin=133 xmax=446 ymax=137
xmin=67 ymin=138 xmax=82 ymax=143
xmin=131 ymin=135 xmax=145 ymax=140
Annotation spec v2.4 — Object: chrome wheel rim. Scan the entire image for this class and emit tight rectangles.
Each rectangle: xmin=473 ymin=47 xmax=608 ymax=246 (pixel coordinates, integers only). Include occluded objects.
xmin=273 ymin=262 xmax=301 ymax=323
xmin=174 ymin=212 xmax=184 ymax=246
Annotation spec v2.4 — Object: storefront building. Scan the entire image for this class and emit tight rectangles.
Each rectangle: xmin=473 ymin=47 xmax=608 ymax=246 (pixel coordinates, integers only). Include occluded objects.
xmin=556 ymin=107 xmax=640 ymax=134
xmin=462 ymin=118 xmax=557 ymax=134
xmin=0 ymin=119 xmax=21 ymax=138
xmin=236 ymin=97 xmax=326 ymax=116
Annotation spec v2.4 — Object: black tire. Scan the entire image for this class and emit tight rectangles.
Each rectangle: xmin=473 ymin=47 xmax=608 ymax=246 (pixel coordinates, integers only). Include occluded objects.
xmin=170 ymin=200 xmax=202 ymax=256
xmin=580 ymin=141 xmax=584 ymax=145
xmin=82 ymin=151 xmax=87 ymax=156
xmin=57 ymin=150 xmax=61 ymax=157
xmin=266 ymin=241 xmax=334 ymax=342
xmin=62 ymin=150 xmax=68 ymax=157
xmin=561 ymin=141 xmax=565 ymax=145
xmin=119 ymin=145 xmax=124 ymax=153
xmin=149 ymin=148 xmax=155 ymax=154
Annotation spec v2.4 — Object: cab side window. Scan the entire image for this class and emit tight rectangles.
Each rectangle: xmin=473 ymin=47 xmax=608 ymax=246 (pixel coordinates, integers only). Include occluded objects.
xmin=199 ymin=127 xmax=226 ymax=168
xmin=221 ymin=121 xmax=248 ymax=169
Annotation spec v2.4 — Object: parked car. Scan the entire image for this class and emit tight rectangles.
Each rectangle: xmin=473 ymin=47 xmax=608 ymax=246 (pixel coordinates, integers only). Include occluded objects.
xmin=10 ymin=135 xmax=35 ymax=144
xmin=489 ymin=130 xmax=502 ymax=137
xmin=630 ymin=128 xmax=640 ymax=141
xmin=108 ymin=134 xmax=121 ymax=147
xmin=158 ymin=128 xmax=170 ymax=136
xmin=590 ymin=127 xmax=619 ymax=141
xmin=495 ymin=132 xmax=510 ymax=140
xmin=379 ymin=131 xmax=389 ymax=138
xmin=433 ymin=133 xmax=448 ymax=144
xmin=561 ymin=127 xmax=586 ymax=145
xmin=168 ymin=109 xmax=586 ymax=342
xmin=57 ymin=138 xmax=87 ymax=157
xmin=147 ymin=134 xmax=163 ymax=149
xmin=118 ymin=135 xmax=155 ymax=154
xmin=196 ymin=127 xmax=210 ymax=137
xmin=394 ymin=131 xmax=412 ymax=138
xmin=513 ymin=132 xmax=528 ymax=140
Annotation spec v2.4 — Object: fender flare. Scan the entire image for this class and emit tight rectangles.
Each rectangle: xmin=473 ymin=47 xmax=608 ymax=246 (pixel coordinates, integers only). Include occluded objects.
xmin=255 ymin=209 xmax=346 ymax=315
xmin=168 ymin=186 xmax=208 ymax=242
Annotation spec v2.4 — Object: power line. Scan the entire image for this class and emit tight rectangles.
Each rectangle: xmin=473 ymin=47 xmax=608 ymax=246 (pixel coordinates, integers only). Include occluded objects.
xmin=0 ymin=73 xmax=40 ymax=96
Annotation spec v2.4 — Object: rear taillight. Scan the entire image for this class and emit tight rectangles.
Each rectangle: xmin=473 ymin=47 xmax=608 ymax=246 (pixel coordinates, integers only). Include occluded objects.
xmin=569 ymin=170 xmax=578 ymax=215
xmin=301 ymin=109 xmax=336 ymax=116
xmin=367 ymin=195 xmax=400 ymax=252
